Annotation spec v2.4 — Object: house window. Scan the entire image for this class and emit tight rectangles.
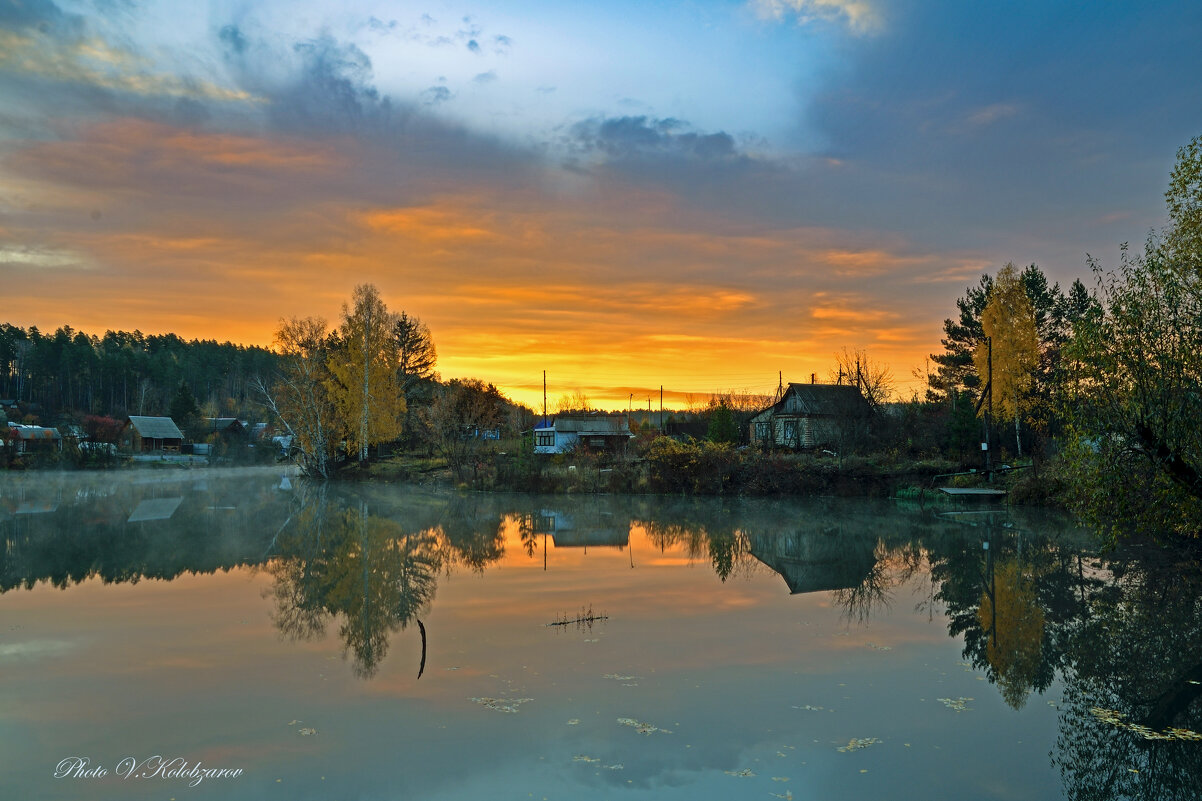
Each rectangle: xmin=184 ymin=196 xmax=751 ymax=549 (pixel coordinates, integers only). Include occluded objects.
xmin=535 ymin=431 xmax=555 ymax=447
xmin=783 ymin=421 xmax=797 ymax=442
xmin=754 ymin=421 xmax=769 ymax=441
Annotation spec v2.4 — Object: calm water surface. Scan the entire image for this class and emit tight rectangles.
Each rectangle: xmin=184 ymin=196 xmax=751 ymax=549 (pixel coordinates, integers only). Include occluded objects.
xmin=2 ymin=469 xmax=1199 ymax=800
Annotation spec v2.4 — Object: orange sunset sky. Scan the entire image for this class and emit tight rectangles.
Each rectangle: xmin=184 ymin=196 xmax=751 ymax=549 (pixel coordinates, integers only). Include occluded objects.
xmin=3 ymin=1 xmax=1200 ymax=410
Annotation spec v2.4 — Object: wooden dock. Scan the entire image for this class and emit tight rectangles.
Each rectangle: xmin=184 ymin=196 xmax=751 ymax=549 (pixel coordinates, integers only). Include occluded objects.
xmin=938 ymin=487 xmax=1007 ymax=498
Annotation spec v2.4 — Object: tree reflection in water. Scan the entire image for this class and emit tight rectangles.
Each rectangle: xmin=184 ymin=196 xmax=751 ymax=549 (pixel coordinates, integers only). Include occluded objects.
xmin=267 ymin=484 xmax=442 ymax=679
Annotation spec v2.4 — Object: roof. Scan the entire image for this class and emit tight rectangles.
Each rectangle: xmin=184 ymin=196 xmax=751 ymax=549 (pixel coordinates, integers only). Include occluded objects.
xmin=126 ymin=416 xmax=184 ymax=439
xmin=206 ymin=417 xmax=244 ymax=432
xmin=755 ymin=383 xmax=872 ymax=419
xmin=540 ymin=415 xmax=633 ymax=437
xmin=8 ymin=425 xmax=61 ymax=440
xmin=127 ymin=497 xmax=183 ymax=522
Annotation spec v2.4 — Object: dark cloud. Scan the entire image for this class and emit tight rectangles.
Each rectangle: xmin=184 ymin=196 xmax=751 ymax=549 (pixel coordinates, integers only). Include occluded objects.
xmin=493 ymin=34 xmax=512 ymax=53
xmin=366 ymin=17 xmax=397 ymax=33
xmin=421 ymin=85 xmax=451 ymax=104
xmin=466 ymin=38 xmax=481 ymax=54
xmin=472 ymin=70 xmax=497 ymax=85
xmin=572 ymin=116 xmax=738 ymax=162
xmin=218 ymin=24 xmax=248 ymax=56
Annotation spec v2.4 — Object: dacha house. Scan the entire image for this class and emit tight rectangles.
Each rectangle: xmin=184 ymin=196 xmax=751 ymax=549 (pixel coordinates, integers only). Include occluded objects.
xmin=119 ymin=416 xmax=184 ymax=453
xmin=533 ymin=414 xmax=634 ymax=455
xmin=749 ymin=383 xmax=871 ymax=450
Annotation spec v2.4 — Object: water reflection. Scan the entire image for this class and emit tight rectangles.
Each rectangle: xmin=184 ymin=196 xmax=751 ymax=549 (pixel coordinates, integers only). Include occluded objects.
xmin=265 ymin=485 xmax=440 ymax=678
xmin=3 ymin=472 xmax=1201 ymax=799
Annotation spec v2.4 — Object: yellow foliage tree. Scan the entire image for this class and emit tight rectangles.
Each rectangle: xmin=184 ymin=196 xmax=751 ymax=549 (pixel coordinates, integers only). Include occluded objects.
xmin=258 ymin=316 xmax=341 ymax=478
xmin=974 ymin=263 xmax=1040 ymax=456
xmin=979 ymin=559 xmax=1045 ymax=709
xmin=326 ymin=284 xmax=405 ymax=466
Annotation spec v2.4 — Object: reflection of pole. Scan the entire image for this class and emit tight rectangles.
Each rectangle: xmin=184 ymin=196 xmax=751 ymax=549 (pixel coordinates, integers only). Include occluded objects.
xmin=983 ymin=538 xmax=996 ymax=643
xmin=543 ymin=531 xmax=547 ymax=571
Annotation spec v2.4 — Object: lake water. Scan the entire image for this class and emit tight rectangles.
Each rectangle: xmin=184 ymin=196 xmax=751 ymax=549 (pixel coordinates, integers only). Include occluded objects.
xmin=2 ymin=468 xmax=1199 ymax=800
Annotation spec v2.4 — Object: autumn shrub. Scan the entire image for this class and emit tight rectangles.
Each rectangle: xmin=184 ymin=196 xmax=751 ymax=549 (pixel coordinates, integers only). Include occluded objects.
xmin=646 ymin=437 xmax=738 ymax=495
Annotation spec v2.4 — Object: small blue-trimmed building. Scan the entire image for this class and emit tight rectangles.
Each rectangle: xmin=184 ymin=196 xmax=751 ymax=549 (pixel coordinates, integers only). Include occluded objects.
xmin=533 ymin=415 xmax=633 ymax=455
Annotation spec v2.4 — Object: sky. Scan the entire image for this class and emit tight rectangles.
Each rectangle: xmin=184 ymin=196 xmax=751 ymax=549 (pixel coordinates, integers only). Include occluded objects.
xmin=2 ymin=0 xmax=1201 ymax=411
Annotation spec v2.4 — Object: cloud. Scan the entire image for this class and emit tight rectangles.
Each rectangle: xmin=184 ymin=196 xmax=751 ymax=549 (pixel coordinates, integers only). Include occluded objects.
xmin=466 ymin=39 xmax=481 ymax=54
xmin=570 ymin=116 xmax=739 ymax=162
xmin=472 ymin=70 xmax=497 ymax=84
xmin=751 ymin=0 xmax=882 ymax=35
xmin=963 ymin=102 xmax=1019 ymax=129
xmin=421 ymin=85 xmax=452 ymax=104
xmin=0 ymin=243 xmax=87 ymax=270
xmin=0 ymin=26 xmax=252 ymax=103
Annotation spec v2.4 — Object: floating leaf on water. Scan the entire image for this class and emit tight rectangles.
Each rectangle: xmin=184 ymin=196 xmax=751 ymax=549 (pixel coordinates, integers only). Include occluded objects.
xmin=567 ymin=719 xmax=580 ymax=726
xmin=792 ymin=705 xmax=824 ymax=712
xmin=1089 ymin=708 xmax=1202 ymax=741
xmin=471 ymin=696 xmax=534 ymax=713
xmin=572 ymin=755 xmax=600 ymax=763
xmin=724 ymin=768 xmax=756 ymax=777
xmin=937 ymin=697 xmax=973 ymax=712
xmin=298 ymin=728 xmax=317 ymax=736
xmin=772 ymin=776 xmax=789 ymax=782
xmin=287 ymin=720 xmax=302 ymax=726
xmin=866 ymin=643 xmax=892 ymax=651
xmin=837 ymin=737 xmax=881 ymax=752
xmin=617 ymin=717 xmax=671 ymax=735
xmin=770 ymin=793 xmax=793 ymax=800
xmin=603 ymin=674 xmax=641 ymax=682
xmin=604 ymin=764 xmax=624 ymax=771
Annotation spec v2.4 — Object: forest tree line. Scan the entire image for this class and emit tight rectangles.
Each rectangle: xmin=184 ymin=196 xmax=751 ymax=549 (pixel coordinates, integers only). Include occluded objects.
xmin=0 ymin=325 xmax=280 ymax=422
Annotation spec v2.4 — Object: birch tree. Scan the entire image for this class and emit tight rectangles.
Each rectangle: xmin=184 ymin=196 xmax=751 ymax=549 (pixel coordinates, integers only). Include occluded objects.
xmin=975 ymin=263 xmax=1040 ymax=457
xmin=257 ymin=316 xmax=340 ymax=478
xmin=327 ymin=284 xmax=404 ymax=466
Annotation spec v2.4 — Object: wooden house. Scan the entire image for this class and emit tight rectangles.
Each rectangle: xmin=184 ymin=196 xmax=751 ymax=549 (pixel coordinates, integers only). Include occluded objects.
xmin=533 ymin=415 xmax=633 ymax=454
xmin=748 ymin=382 xmax=871 ymax=450
xmin=120 ymin=416 xmax=184 ymax=453
xmin=5 ymin=424 xmax=63 ymax=454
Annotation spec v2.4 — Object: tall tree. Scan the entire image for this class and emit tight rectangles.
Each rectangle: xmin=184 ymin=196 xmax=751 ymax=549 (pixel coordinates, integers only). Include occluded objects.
xmin=326 ymin=284 xmax=404 ymax=467
xmin=258 ymin=317 xmax=340 ymax=479
xmin=1065 ymin=136 xmax=1202 ymax=540
xmin=1165 ymin=134 xmax=1202 ymax=267
xmin=975 ymin=263 xmax=1040 ymax=457
xmin=393 ymin=311 xmax=437 ymax=394
xmin=168 ymin=381 xmax=201 ymax=435
xmin=929 ymin=274 xmax=992 ymax=403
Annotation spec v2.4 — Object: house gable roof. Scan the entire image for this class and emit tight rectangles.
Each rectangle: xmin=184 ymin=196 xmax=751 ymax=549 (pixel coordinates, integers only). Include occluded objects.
xmin=544 ymin=415 xmax=632 ymax=437
xmin=756 ymin=383 xmax=872 ymax=419
xmin=126 ymin=416 xmax=184 ymax=439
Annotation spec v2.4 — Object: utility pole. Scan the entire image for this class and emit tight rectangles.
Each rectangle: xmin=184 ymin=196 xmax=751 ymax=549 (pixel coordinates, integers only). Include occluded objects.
xmin=542 ymin=370 xmax=547 ymax=427
xmin=660 ymin=385 xmax=663 ymax=430
xmin=986 ymin=337 xmax=993 ymax=478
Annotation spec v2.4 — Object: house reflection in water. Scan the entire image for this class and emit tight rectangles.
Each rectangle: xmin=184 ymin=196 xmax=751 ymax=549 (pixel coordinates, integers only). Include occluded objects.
xmin=747 ymin=527 xmax=878 ymax=595
xmin=535 ymin=508 xmax=630 ymax=551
